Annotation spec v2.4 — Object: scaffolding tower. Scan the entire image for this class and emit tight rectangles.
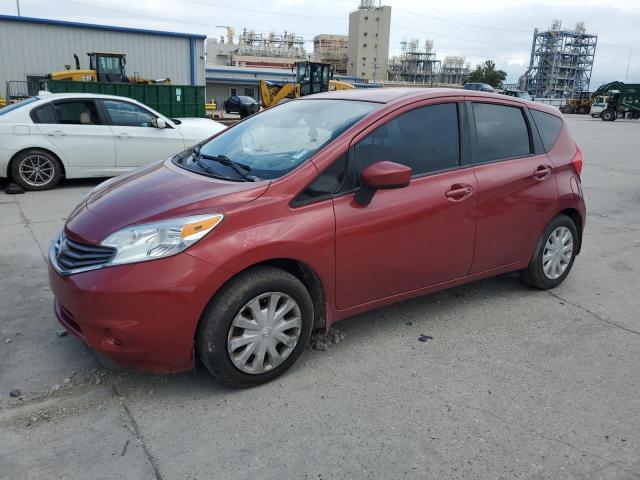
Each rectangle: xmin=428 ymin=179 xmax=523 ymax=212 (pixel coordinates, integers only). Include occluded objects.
xmin=388 ymin=39 xmax=440 ymax=83
xmin=521 ymin=20 xmax=597 ymax=99
xmin=237 ymin=28 xmax=307 ymax=58
xmin=388 ymin=39 xmax=469 ymax=85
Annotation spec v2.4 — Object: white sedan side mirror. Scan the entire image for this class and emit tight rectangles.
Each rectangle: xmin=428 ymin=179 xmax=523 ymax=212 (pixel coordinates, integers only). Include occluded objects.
xmin=152 ymin=117 xmax=167 ymax=129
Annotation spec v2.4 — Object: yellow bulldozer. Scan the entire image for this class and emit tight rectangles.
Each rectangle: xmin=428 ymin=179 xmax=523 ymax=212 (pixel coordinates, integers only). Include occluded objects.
xmin=50 ymin=52 xmax=170 ymax=84
xmin=259 ymin=61 xmax=354 ymax=108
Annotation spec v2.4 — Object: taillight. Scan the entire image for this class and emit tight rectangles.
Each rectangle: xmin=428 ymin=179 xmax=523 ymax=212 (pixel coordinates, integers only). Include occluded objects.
xmin=571 ymin=144 xmax=583 ymax=178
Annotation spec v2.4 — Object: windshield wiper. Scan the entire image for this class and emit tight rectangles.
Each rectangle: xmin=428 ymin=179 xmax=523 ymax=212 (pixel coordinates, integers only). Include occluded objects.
xmin=193 ymin=148 xmax=259 ymax=182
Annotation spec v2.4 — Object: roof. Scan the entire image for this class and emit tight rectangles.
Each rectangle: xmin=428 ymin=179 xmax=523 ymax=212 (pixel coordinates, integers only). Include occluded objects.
xmin=0 ymin=14 xmax=206 ymax=40
xmin=308 ymin=88 xmax=462 ymax=103
xmin=34 ymin=92 xmax=151 ymax=103
xmin=306 ymin=88 xmax=564 ymax=117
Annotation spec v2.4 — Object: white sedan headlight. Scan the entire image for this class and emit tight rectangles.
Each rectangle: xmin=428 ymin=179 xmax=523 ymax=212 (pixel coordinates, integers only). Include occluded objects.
xmin=101 ymin=214 xmax=223 ymax=266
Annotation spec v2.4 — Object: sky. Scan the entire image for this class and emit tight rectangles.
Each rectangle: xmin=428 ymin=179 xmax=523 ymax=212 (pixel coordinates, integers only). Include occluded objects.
xmin=1 ymin=0 xmax=638 ymax=87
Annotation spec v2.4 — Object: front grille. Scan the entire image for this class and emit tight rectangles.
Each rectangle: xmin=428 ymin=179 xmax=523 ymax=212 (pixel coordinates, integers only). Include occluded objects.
xmin=50 ymin=232 xmax=116 ymax=275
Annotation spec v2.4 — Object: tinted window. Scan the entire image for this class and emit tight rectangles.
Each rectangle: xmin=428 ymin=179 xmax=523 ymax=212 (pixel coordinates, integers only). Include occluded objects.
xmin=103 ymin=100 xmax=155 ymax=127
xmin=530 ymin=109 xmax=563 ymax=152
xmin=293 ymin=154 xmax=347 ymax=206
xmin=31 ymin=103 xmax=57 ymax=123
xmin=472 ymin=103 xmax=530 ymax=163
xmin=354 ymin=103 xmax=459 ymax=177
xmin=54 ymin=101 xmax=101 ymax=125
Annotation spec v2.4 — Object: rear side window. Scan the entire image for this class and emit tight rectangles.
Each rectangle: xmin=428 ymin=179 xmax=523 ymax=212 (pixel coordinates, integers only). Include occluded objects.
xmin=354 ymin=103 xmax=460 ymax=177
xmin=530 ymin=109 xmax=563 ymax=152
xmin=472 ymin=103 xmax=531 ymax=163
xmin=31 ymin=103 xmax=57 ymax=124
xmin=0 ymin=97 xmax=38 ymax=116
xmin=53 ymin=101 xmax=102 ymax=125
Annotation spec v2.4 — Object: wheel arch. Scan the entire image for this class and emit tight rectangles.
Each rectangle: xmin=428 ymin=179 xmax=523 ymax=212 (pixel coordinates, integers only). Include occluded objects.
xmin=7 ymin=147 xmax=67 ymax=179
xmin=559 ymin=208 xmax=583 ymax=254
xmin=199 ymin=257 xmax=327 ymax=334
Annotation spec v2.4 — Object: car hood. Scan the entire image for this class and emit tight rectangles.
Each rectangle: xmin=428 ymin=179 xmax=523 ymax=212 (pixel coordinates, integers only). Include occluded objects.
xmin=174 ymin=118 xmax=226 ymax=145
xmin=174 ymin=117 xmax=225 ymax=130
xmin=65 ymin=158 xmax=269 ymax=244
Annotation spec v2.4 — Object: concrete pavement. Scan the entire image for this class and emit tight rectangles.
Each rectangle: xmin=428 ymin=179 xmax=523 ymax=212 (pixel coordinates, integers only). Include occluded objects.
xmin=1 ymin=115 xmax=639 ymax=479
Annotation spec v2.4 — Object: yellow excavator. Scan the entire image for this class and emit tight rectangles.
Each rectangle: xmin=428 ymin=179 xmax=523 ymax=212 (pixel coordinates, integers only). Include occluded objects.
xmin=49 ymin=52 xmax=170 ymax=84
xmin=259 ymin=61 xmax=354 ymax=108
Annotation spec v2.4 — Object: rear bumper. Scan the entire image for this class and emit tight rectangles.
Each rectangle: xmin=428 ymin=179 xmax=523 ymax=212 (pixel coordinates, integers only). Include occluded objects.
xmin=48 ymin=252 xmax=230 ymax=374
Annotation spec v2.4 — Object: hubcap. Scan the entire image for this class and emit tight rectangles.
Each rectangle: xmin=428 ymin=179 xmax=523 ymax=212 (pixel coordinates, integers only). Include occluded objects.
xmin=542 ymin=226 xmax=574 ymax=280
xmin=227 ymin=292 xmax=302 ymax=375
xmin=19 ymin=155 xmax=54 ymax=186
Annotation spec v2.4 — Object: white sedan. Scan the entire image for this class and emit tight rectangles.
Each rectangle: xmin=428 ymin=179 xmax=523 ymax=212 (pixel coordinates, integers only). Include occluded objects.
xmin=0 ymin=92 xmax=226 ymax=190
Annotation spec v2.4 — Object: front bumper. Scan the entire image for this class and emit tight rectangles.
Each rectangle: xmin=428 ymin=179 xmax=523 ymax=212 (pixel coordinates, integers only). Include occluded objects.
xmin=48 ymin=252 xmax=230 ymax=374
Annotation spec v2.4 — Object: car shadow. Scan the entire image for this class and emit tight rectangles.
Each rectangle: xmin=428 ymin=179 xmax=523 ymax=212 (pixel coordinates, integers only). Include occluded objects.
xmin=106 ymin=272 xmax=533 ymax=397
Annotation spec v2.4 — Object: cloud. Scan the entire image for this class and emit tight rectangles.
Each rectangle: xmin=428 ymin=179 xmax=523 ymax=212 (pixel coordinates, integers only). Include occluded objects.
xmin=2 ymin=0 xmax=638 ymax=86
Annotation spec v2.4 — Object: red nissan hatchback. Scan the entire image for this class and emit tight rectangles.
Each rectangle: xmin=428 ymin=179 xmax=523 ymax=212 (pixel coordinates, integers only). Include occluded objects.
xmin=49 ymin=89 xmax=585 ymax=387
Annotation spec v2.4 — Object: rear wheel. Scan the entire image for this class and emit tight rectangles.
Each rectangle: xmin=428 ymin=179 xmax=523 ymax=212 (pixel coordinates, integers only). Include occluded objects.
xmin=10 ymin=149 xmax=62 ymax=191
xmin=196 ymin=266 xmax=314 ymax=387
xmin=601 ymin=110 xmax=616 ymax=121
xmin=521 ymin=214 xmax=578 ymax=290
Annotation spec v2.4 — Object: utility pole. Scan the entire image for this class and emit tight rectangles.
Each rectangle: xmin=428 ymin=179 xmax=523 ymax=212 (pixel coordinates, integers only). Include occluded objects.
xmin=626 ymin=45 xmax=632 ymax=81
xmin=16 ymin=0 xmax=21 ymax=16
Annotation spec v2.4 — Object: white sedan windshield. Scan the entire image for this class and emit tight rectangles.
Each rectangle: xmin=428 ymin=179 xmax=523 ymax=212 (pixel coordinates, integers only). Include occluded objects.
xmin=179 ymin=99 xmax=378 ymax=180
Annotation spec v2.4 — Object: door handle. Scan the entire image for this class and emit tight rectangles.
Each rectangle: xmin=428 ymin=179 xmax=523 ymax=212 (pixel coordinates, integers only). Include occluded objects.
xmin=46 ymin=130 xmax=66 ymax=137
xmin=114 ymin=133 xmax=130 ymax=139
xmin=445 ymin=185 xmax=473 ymax=201
xmin=533 ymin=165 xmax=552 ymax=180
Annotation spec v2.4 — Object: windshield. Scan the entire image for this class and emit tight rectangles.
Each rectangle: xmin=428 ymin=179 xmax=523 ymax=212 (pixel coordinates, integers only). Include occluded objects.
xmin=98 ymin=56 xmax=122 ymax=75
xmin=174 ymin=99 xmax=379 ymax=181
xmin=0 ymin=96 xmax=38 ymax=116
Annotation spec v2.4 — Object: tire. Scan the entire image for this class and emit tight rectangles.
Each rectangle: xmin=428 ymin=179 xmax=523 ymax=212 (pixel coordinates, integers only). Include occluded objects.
xmin=601 ymin=110 xmax=616 ymax=122
xmin=196 ymin=266 xmax=314 ymax=387
xmin=577 ymin=105 xmax=589 ymax=115
xmin=10 ymin=149 xmax=62 ymax=191
xmin=564 ymin=104 xmax=575 ymax=114
xmin=521 ymin=214 xmax=579 ymax=290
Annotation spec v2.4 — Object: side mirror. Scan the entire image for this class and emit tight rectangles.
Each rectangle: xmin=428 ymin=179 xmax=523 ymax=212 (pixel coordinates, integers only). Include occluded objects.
xmin=151 ymin=117 xmax=167 ymax=129
xmin=356 ymin=161 xmax=412 ymax=205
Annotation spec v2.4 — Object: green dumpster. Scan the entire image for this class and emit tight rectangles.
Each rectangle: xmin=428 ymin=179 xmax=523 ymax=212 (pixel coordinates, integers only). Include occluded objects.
xmin=40 ymin=80 xmax=206 ymax=118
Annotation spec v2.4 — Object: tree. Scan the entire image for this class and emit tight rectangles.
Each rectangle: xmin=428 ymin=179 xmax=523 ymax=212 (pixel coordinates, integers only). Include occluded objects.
xmin=466 ymin=60 xmax=507 ymax=88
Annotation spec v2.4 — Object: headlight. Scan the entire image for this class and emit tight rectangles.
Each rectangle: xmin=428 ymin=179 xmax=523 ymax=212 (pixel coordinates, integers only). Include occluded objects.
xmin=100 ymin=214 xmax=224 ymax=266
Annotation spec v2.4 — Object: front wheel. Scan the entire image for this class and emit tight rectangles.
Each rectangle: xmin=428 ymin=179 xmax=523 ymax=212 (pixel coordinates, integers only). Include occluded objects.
xmin=11 ymin=149 xmax=62 ymax=191
xmin=521 ymin=214 xmax=579 ymax=290
xmin=601 ymin=110 xmax=616 ymax=121
xmin=196 ymin=266 xmax=314 ymax=387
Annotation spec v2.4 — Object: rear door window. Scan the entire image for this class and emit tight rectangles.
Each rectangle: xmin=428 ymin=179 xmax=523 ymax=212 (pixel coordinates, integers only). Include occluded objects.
xmin=472 ymin=103 xmax=531 ymax=163
xmin=530 ymin=109 xmax=563 ymax=152
xmin=353 ymin=102 xmax=460 ymax=178
xmin=53 ymin=100 xmax=102 ymax=125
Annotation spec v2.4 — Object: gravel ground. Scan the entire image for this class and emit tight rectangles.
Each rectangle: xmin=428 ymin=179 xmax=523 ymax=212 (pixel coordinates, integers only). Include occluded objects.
xmin=1 ymin=115 xmax=639 ymax=479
